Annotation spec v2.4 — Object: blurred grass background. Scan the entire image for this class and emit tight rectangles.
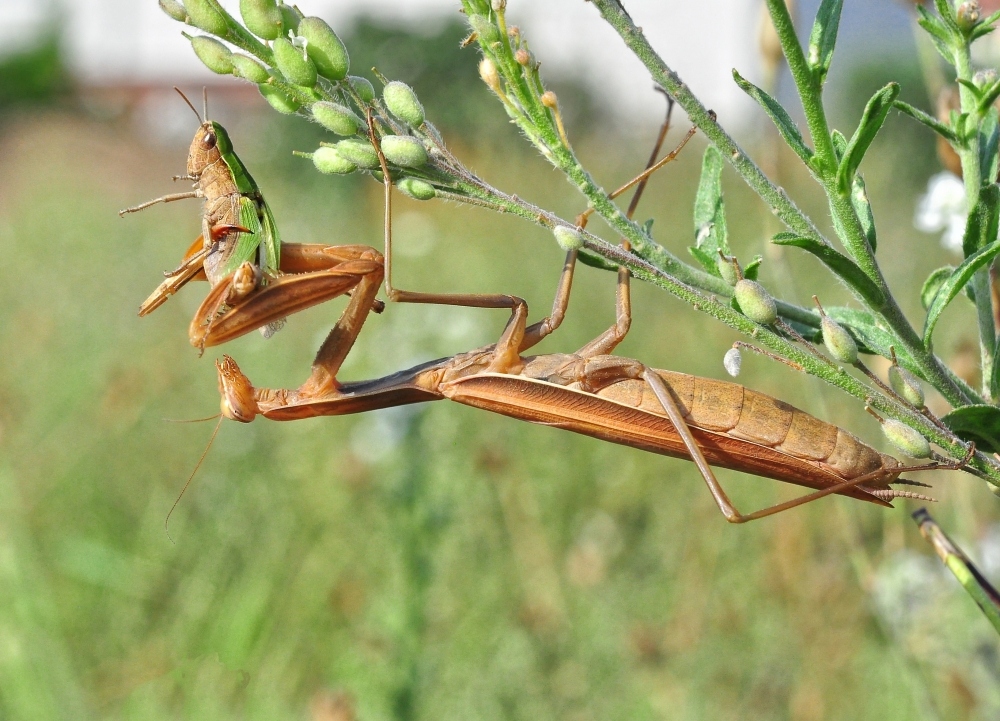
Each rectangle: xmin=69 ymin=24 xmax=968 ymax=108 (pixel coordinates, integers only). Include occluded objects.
xmin=2 ymin=13 xmax=1000 ymax=721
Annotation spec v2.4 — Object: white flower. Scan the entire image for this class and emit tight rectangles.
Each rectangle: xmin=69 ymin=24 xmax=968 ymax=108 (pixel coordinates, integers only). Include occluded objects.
xmin=915 ymin=171 xmax=967 ymax=252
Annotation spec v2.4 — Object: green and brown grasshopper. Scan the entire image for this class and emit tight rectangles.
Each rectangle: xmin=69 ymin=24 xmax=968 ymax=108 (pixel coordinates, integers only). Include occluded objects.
xmin=120 ymin=89 xmax=383 ymax=352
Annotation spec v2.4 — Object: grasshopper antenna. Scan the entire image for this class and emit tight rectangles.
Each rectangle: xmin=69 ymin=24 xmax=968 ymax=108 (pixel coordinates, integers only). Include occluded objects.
xmin=174 ymin=87 xmax=203 ymax=123
xmin=203 ymin=86 xmax=209 ymax=121
xmin=162 ymin=413 xmax=222 ymax=423
xmin=164 ymin=415 xmax=223 ymax=543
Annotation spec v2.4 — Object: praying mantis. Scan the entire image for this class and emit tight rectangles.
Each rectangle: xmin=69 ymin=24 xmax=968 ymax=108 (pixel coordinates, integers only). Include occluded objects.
xmin=119 ymin=89 xmax=383 ymax=351
xmin=203 ymin=108 xmax=963 ymax=524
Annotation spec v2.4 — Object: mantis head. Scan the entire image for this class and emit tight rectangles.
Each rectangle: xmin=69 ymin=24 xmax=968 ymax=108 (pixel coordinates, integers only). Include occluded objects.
xmin=217 ymin=355 xmax=259 ymax=422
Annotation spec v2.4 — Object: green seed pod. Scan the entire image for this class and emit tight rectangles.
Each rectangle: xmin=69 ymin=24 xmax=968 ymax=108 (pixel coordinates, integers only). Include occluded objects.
xmin=159 ymin=0 xmax=188 ymax=22
xmin=311 ymin=147 xmax=357 ymax=175
xmin=184 ymin=0 xmax=229 ymax=35
xmin=882 ymin=419 xmax=931 ymax=459
xmin=311 ymin=101 xmax=361 ymax=136
xmin=553 ymin=226 xmax=584 ymax=252
xmin=336 ymin=138 xmax=380 ymax=169
xmin=468 ymin=14 xmax=502 ymax=46
xmin=240 ymin=0 xmax=282 ymax=40
xmin=820 ymin=316 xmax=858 ymax=365
xmin=734 ymin=279 xmax=777 ymax=325
xmin=190 ymin=36 xmax=233 ymax=75
xmin=259 ymin=83 xmax=301 ymax=114
xmin=231 ymin=53 xmax=270 ymax=84
xmin=273 ymin=37 xmax=317 ymax=88
xmin=380 ymin=135 xmax=428 ymax=168
xmin=717 ymin=255 xmax=738 ymax=286
xmin=398 ymin=178 xmax=436 ymax=201
xmin=279 ymin=3 xmax=301 ymax=32
xmin=298 ymin=17 xmax=350 ymax=81
xmin=889 ymin=365 xmax=925 ymax=407
xmin=383 ymin=81 xmax=425 ymax=127
xmin=349 ymin=75 xmax=375 ymax=103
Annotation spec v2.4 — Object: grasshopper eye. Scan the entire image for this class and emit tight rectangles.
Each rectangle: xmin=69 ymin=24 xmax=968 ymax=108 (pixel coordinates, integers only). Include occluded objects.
xmin=201 ymin=131 xmax=217 ymax=150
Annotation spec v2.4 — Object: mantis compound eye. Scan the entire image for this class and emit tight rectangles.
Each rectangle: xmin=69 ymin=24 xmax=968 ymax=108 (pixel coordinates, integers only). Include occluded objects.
xmin=216 ymin=355 xmax=258 ymax=423
xmin=200 ymin=131 xmax=217 ymax=150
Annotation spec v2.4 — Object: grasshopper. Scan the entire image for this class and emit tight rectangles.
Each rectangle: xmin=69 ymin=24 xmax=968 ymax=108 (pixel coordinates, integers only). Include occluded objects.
xmin=205 ymin=111 xmax=962 ymax=523
xmin=120 ymin=89 xmax=383 ymax=351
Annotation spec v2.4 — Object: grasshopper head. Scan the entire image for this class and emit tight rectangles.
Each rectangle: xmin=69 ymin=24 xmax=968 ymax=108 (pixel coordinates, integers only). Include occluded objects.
xmin=187 ymin=120 xmax=224 ymax=178
xmin=217 ymin=355 xmax=259 ymax=423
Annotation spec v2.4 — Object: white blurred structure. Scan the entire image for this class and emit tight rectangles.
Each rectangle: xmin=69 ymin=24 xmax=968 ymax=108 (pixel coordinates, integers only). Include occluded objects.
xmin=0 ymin=0 xmax=912 ymax=126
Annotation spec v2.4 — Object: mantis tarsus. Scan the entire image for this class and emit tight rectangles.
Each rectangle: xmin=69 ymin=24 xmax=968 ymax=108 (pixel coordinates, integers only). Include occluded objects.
xmin=119 ymin=88 xmax=384 ymax=352
xmin=207 ymin=108 xmax=965 ymax=523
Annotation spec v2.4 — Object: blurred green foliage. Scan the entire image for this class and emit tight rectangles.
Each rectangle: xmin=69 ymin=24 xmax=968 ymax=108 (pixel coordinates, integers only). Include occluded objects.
xmin=0 ymin=34 xmax=69 ymax=112
xmin=1 ymin=12 xmax=999 ymax=721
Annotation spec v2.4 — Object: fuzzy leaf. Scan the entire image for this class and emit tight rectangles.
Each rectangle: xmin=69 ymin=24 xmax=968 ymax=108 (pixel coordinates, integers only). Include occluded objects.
xmin=916 ymin=7 xmax=955 ymax=62
xmin=933 ymin=0 xmax=961 ymax=33
xmin=942 ymin=405 xmax=1000 ymax=454
xmin=980 ymin=108 xmax=1000 ymax=185
xmin=963 ymin=184 xmax=1000 ymax=258
xmin=744 ymin=254 xmax=763 ymax=281
xmin=924 ymin=240 xmax=1000 ymax=348
xmin=733 ymin=70 xmax=814 ymax=166
xmin=837 ymin=83 xmax=900 ymax=194
xmin=851 ymin=174 xmax=877 ymax=252
xmin=893 ymin=100 xmax=959 ymax=142
xmin=921 ymin=266 xmax=956 ymax=310
xmin=688 ymin=246 xmax=720 ymax=275
xmin=992 ymin=338 xmax=1000 ymax=399
xmin=807 ymin=0 xmax=843 ymax=84
xmin=578 ymin=249 xmax=619 ymax=272
xmin=831 ymin=129 xmax=847 ymax=161
xmin=691 ymin=146 xmax=729 ymax=270
xmin=772 ymin=233 xmax=886 ymax=308
xmin=978 ymin=80 xmax=1000 ymax=115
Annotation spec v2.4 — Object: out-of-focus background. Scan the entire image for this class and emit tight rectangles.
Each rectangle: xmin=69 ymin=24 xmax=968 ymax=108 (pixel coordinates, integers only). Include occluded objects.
xmin=3 ymin=0 xmax=1000 ymax=718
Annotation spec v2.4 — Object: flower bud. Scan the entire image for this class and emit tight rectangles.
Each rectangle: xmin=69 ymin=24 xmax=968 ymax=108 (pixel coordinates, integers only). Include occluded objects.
xmin=273 ymin=36 xmax=317 ymax=87
xmin=383 ymin=81 xmax=425 ymax=127
xmin=553 ymin=226 xmax=584 ymax=252
xmin=468 ymin=14 xmax=502 ymax=46
xmin=336 ymin=138 xmax=380 ymax=169
xmin=311 ymin=101 xmax=361 ymax=136
xmin=259 ymin=83 xmax=301 ymax=114
xmin=541 ymin=91 xmax=558 ymax=109
xmin=280 ymin=3 xmax=301 ymax=32
xmin=717 ymin=254 xmax=738 ymax=286
xmin=723 ymin=348 xmax=742 ymax=378
xmin=492 ymin=0 xmax=506 ymax=10
xmin=974 ymin=69 xmax=998 ymax=91
xmin=298 ymin=17 xmax=350 ymax=81
xmin=190 ymin=35 xmax=233 ymax=75
xmin=398 ymin=178 xmax=436 ymax=201
xmin=184 ymin=0 xmax=229 ymax=35
xmin=734 ymin=279 xmax=777 ymax=325
xmin=820 ymin=316 xmax=858 ymax=364
xmin=479 ymin=58 xmax=501 ymax=93
xmin=889 ymin=365 xmax=925 ymax=407
xmin=231 ymin=53 xmax=270 ymax=84
xmin=957 ymin=1 xmax=981 ymax=30
xmin=309 ymin=147 xmax=357 ymax=175
xmin=349 ymin=75 xmax=375 ymax=103
xmin=380 ymin=135 xmax=428 ymax=168
xmin=240 ymin=0 xmax=282 ymax=40
xmin=159 ymin=0 xmax=188 ymax=22
xmin=881 ymin=419 xmax=931 ymax=458
xmin=515 ymin=48 xmax=531 ymax=66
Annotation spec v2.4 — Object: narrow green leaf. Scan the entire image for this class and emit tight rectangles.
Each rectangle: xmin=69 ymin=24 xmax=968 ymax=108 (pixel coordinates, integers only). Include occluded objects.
xmin=924 ymin=240 xmax=1000 ymax=348
xmin=921 ymin=266 xmax=956 ymax=310
xmin=807 ymin=0 xmax=843 ymax=84
xmin=692 ymin=146 xmax=729 ymax=268
xmin=578 ymin=249 xmax=619 ymax=272
xmin=982 ymin=8 xmax=1000 ymax=26
xmin=913 ymin=509 xmax=1000 ymax=636
xmin=992 ymin=337 xmax=1000 ymax=399
xmin=916 ymin=9 xmax=956 ymax=62
xmin=963 ymin=183 xmax=1000 ymax=258
xmin=772 ymin=234 xmax=886 ymax=308
xmin=688 ymin=246 xmax=720 ymax=275
xmin=979 ymin=107 xmax=999 ymax=184
xmin=957 ymin=77 xmax=984 ymax=99
xmin=732 ymin=70 xmax=814 ymax=166
xmin=933 ymin=0 xmax=961 ymax=33
xmin=744 ymin=254 xmax=763 ymax=281
xmin=837 ymin=83 xmax=900 ymax=194
xmin=942 ymin=405 xmax=1000 ymax=454
xmin=851 ymin=175 xmax=877 ymax=253
xmin=830 ymin=129 xmax=847 ymax=161
xmin=970 ymin=23 xmax=996 ymax=41
xmin=893 ymin=100 xmax=959 ymax=142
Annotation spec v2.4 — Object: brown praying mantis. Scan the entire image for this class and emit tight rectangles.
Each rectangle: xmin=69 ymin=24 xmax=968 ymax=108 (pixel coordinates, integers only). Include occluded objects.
xmin=204 ymin=108 xmax=966 ymax=524
xmin=119 ymin=89 xmax=384 ymax=352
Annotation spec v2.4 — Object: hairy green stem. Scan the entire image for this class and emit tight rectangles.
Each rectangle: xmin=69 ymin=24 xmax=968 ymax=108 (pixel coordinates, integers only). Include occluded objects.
xmin=589 ymin=0 xmax=979 ymax=409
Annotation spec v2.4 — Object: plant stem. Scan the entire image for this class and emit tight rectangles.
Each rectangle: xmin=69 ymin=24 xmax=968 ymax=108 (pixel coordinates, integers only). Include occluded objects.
xmin=589 ymin=0 xmax=979 ymax=408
